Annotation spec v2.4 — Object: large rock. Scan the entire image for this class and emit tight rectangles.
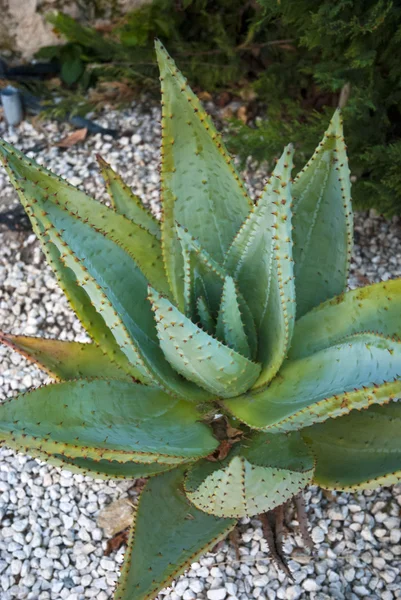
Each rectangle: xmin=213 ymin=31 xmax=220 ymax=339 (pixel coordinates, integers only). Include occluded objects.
xmin=0 ymin=0 xmax=150 ymax=59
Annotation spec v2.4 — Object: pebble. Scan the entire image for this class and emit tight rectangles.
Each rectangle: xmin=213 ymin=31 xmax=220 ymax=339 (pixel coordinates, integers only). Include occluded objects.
xmin=302 ymin=579 xmax=319 ymax=592
xmin=311 ymin=526 xmax=325 ymax=544
xmin=207 ymin=589 xmax=227 ymax=600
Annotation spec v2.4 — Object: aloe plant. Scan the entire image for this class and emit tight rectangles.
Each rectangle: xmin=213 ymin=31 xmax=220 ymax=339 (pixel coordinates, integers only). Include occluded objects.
xmin=1 ymin=41 xmax=401 ymax=598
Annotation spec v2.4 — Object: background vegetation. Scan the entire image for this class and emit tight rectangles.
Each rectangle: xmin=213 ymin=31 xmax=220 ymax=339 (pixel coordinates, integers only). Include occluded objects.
xmin=32 ymin=0 xmax=401 ymax=215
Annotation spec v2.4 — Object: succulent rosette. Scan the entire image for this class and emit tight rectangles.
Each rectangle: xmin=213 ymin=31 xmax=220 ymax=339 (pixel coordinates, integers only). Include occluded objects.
xmin=1 ymin=42 xmax=401 ymax=599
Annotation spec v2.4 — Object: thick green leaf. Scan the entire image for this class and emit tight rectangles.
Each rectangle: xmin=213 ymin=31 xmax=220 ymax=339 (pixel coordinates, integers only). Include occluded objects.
xmin=42 ymin=452 xmax=175 ymax=480
xmin=0 ymin=379 xmax=218 ymax=463
xmin=39 ymin=202 xmax=154 ymax=385
xmin=196 ymin=296 xmax=215 ymax=335
xmin=149 ymin=288 xmax=261 ymax=398
xmin=178 ymin=225 xmax=257 ymax=357
xmin=4 ymin=174 xmax=206 ymax=399
xmin=0 ymin=159 xmax=138 ymax=379
xmin=216 ymin=276 xmax=250 ymax=359
xmin=0 ymin=139 xmax=203 ymax=396
xmin=225 ymin=145 xmax=295 ymax=389
xmin=156 ymin=40 xmax=252 ymax=304
xmin=224 ymin=145 xmax=293 ymax=323
xmin=0 ymin=139 xmax=169 ymax=295
xmin=292 ymin=110 xmax=353 ymax=318
xmin=185 ymin=432 xmax=314 ymax=518
xmin=290 ymin=278 xmax=401 ymax=359
xmin=115 ymin=467 xmax=236 ymax=600
xmin=224 ymin=333 xmax=401 ymax=432
xmin=0 ymin=334 xmax=131 ymax=381
xmin=303 ymin=403 xmax=401 ymax=490
xmin=178 ymin=224 xmax=225 ymax=319
xmin=97 ymin=154 xmax=160 ymax=238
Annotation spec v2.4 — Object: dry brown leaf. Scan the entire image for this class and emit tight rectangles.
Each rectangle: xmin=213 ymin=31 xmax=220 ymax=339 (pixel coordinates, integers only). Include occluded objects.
xmin=90 ymin=80 xmax=136 ymax=107
xmin=131 ymin=478 xmax=147 ymax=493
xmin=105 ymin=528 xmax=129 ymax=556
xmin=222 ymin=107 xmax=234 ymax=120
xmin=206 ymin=439 xmax=234 ymax=462
xmin=226 ymin=423 xmax=243 ymax=443
xmin=239 ymin=87 xmax=257 ymax=102
xmin=56 ymin=128 xmax=87 ymax=148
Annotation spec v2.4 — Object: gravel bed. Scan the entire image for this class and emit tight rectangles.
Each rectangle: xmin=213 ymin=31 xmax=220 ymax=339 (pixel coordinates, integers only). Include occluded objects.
xmin=1 ymin=103 xmax=401 ymax=600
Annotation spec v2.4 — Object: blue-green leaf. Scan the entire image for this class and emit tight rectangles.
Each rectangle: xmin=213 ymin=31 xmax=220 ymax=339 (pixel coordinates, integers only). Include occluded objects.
xmin=216 ymin=276 xmax=251 ymax=359
xmin=156 ymin=40 xmax=252 ymax=304
xmin=225 ymin=146 xmax=295 ymax=389
xmin=0 ymin=379 xmax=218 ymax=463
xmin=177 ymin=224 xmax=257 ymax=357
xmin=31 ymin=450 xmax=175 ymax=480
xmin=185 ymin=432 xmax=314 ymax=518
xmin=149 ymin=287 xmax=261 ymax=398
xmin=290 ymin=279 xmax=401 ymax=359
xmin=224 ymin=333 xmax=401 ymax=432
xmin=115 ymin=467 xmax=236 ymax=600
xmin=292 ymin=110 xmax=353 ymax=318
xmin=196 ymin=296 xmax=215 ymax=335
xmin=303 ymin=402 xmax=401 ymax=491
xmin=178 ymin=224 xmax=225 ymax=318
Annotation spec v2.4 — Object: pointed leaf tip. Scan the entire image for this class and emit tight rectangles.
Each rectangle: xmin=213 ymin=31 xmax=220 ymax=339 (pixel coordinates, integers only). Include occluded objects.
xmin=96 ymin=153 xmax=160 ymax=238
xmin=292 ymin=108 xmax=352 ymax=317
xmin=225 ymin=144 xmax=295 ymax=389
xmin=0 ymin=334 xmax=132 ymax=382
xmin=157 ymin=43 xmax=251 ymax=305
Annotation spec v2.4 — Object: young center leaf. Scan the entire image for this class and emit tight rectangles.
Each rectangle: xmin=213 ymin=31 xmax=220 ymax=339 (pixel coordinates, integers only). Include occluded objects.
xmin=225 ymin=146 xmax=296 ymax=389
xmin=149 ymin=287 xmax=261 ymax=398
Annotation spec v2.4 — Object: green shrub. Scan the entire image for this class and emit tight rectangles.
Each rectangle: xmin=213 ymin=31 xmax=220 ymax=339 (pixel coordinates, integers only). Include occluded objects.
xmin=38 ymin=1 xmax=265 ymax=91
xmin=229 ymin=0 xmax=401 ymax=215
xmin=38 ymin=0 xmax=401 ymax=214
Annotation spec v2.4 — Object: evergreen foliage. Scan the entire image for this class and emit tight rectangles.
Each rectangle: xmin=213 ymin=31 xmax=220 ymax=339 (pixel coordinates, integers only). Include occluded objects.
xmin=38 ymin=1 xmax=265 ymax=91
xmin=229 ymin=0 xmax=401 ymax=215
xmin=38 ymin=0 xmax=401 ymax=214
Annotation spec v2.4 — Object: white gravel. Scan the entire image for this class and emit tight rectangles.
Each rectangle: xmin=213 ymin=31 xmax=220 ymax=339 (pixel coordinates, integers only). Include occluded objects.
xmin=1 ymin=102 xmax=401 ymax=600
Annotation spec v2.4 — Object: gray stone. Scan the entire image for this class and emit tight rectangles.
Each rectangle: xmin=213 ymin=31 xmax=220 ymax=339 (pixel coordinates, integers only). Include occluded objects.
xmin=302 ymin=579 xmax=319 ymax=592
xmin=311 ymin=526 xmax=325 ymax=544
xmin=207 ymin=589 xmax=227 ymax=600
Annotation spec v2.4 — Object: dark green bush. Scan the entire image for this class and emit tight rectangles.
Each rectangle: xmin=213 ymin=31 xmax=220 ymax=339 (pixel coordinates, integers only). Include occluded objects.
xmin=38 ymin=0 xmax=401 ymax=214
xmin=38 ymin=1 xmax=266 ymax=91
xmin=229 ymin=0 xmax=401 ymax=215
